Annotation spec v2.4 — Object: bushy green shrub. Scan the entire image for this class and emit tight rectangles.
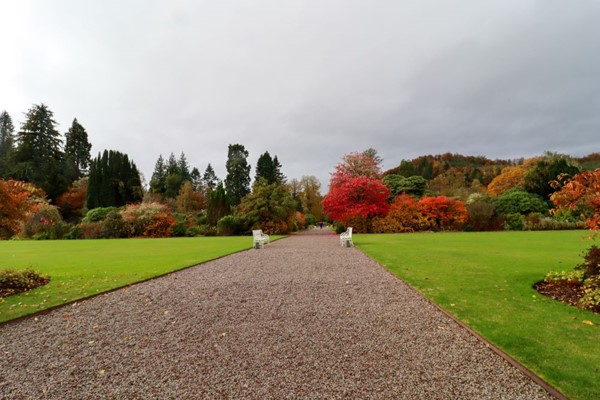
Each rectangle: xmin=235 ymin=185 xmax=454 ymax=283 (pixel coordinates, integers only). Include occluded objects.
xmin=172 ymin=221 xmax=187 ymax=237
xmin=504 ymin=213 xmax=524 ymax=231
xmin=0 ymin=269 xmax=50 ymax=298
xmin=493 ymin=189 xmax=549 ymax=216
xmin=305 ymin=214 xmax=317 ymax=227
xmin=82 ymin=207 xmax=119 ymax=223
xmin=217 ymin=215 xmax=242 ymax=236
xmin=64 ymin=225 xmax=83 ymax=240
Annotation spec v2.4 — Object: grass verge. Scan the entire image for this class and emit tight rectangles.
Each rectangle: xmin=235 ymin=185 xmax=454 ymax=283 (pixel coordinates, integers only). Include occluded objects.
xmin=355 ymin=231 xmax=599 ymax=400
xmin=0 ymin=236 xmax=265 ymax=323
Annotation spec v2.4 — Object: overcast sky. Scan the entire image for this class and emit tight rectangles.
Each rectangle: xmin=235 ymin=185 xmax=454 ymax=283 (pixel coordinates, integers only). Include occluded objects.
xmin=1 ymin=0 xmax=599 ymax=189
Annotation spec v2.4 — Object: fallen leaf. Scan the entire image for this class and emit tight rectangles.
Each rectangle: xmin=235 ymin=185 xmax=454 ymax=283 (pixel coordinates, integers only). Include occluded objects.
xmin=583 ymin=320 xmax=594 ymax=326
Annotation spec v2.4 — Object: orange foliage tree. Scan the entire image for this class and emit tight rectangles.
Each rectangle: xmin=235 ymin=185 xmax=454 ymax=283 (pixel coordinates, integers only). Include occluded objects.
xmin=486 ymin=158 xmax=541 ymax=197
xmin=551 ymin=168 xmax=600 ymax=231
xmin=56 ymin=179 xmax=88 ymax=222
xmin=487 ymin=166 xmax=526 ymax=197
xmin=0 ymin=179 xmax=46 ymax=239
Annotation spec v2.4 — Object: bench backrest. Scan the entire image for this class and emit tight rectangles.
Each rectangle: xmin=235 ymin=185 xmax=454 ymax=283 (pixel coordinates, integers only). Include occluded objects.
xmin=252 ymin=230 xmax=263 ymax=238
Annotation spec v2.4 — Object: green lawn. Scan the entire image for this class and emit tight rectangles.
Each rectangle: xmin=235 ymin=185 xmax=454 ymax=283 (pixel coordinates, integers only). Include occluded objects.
xmin=355 ymin=231 xmax=600 ymax=400
xmin=0 ymin=237 xmax=258 ymax=323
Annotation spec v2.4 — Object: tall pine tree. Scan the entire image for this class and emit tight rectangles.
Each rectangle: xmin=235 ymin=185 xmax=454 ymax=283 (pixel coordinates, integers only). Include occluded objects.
xmin=203 ymin=163 xmax=218 ymax=193
xmin=225 ymin=144 xmax=250 ymax=206
xmin=0 ymin=110 xmax=15 ymax=177
xmin=12 ymin=104 xmax=67 ymax=199
xmin=64 ymin=118 xmax=92 ymax=182
xmin=255 ymin=151 xmax=276 ymax=183
xmin=273 ymin=155 xmax=286 ymax=184
xmin=149 ymin=155 xmax=167 ymax=194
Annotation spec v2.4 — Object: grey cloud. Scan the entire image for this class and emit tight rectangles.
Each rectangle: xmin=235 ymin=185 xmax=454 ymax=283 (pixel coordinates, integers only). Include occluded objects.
xmin=1 ymin=1 xmax=599 ymax=189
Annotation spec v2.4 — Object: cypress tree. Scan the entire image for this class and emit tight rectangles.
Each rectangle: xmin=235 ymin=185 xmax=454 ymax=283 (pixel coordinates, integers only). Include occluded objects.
xmin=86 ymin=150 xmax=142 ymax=208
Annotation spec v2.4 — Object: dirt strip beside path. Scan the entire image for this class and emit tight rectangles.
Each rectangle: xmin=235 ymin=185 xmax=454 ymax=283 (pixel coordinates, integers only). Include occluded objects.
xmin=0 ymin=229 xmax=556 ymax=399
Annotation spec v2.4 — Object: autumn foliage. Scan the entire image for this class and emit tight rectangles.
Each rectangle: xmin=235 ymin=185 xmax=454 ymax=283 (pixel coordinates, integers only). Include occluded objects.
xmin=323 ymin=151 xmax=390 ymax=230
xmin=417 ymin=196 xmax=468 ymax=231
xmin=551 ymin=168 xmax=600 ymax=231
xmin=372 ymin=194 xmax=468 ymax=233
xmin=372 ymin=194 xmax=429 ymax=233
xmin=0 ymin=179 xmax=46 ymax=239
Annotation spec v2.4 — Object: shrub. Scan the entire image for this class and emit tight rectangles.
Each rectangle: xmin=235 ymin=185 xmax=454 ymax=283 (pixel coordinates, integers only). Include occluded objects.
xmin=372 ymin=194 xmax=427 ymax=233
xmin=576 ymin=245 xmax=600 ymax=281
xmin=305 ymin=214 xmax=317 ymax=227
xmin=21 ymin=204 xmax=68 ymax=239
xmin=195 ymin=224 xmax=216 ymax=236
xmin=467 ymin=200 xmax=495 ymax=231
xmin=503 ymin=213 xmax=524 ymax=231
xmin=64 ymin=225 xmax=83 ymax=240
xmin=0 ymin=269 xmax=50 ymax=298
xmin=523 ymin=216 xmax=584 ymax=231
xmin=493 ymin=189 xmax=549 ymax=216
xmin=121 ymin=202 xmax=177 ymax=237
xmin=579 ymin=287 xmax=600 ymax=312
xmin=100 ymin=211 xmax=131 ymax=238
xmin=172 ymin=221 xmax=187 ymax=237
xmin=417 ymin=196 xmax=468 ymax=231
xmin=82 ymin=207 xmax=119 ymax=223
xmin=217 ymin=215 xmax=242 ymax=236
xmin=79 ymin=222 xmax=103 ymax=239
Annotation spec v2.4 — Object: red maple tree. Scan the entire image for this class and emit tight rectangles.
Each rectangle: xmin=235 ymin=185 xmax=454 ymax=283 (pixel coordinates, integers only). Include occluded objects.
xmin=323 ymin=151 xmax=390 ymax=227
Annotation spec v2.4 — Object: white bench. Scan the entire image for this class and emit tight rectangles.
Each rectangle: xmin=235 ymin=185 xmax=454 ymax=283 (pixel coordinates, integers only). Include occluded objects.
xmin=340 ymin=227 xmax=353 ymax=247
xmin=252 ymin=229 xmax=270 ymax=249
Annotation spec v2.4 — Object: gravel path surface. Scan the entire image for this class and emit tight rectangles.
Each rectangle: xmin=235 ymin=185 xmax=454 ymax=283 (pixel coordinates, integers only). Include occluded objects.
xmin=1 ymin=229 xmax=556 ymax=399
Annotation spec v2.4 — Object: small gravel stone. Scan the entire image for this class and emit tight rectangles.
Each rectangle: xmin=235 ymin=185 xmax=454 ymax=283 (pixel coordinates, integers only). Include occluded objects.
xmin=0 ymin=229 xmax=556 ymax=399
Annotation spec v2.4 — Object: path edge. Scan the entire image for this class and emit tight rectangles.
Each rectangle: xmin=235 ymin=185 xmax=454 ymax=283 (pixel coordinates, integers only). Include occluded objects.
xmin=0 ymin=237 xmax=287 ymax=328
xmin=354 ymin=246 xmax=570 ymax=400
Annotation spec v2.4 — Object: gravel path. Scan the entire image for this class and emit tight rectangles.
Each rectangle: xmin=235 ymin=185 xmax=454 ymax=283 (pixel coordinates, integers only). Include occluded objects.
xmin=1 ymin=229 xmax=556 ymax=399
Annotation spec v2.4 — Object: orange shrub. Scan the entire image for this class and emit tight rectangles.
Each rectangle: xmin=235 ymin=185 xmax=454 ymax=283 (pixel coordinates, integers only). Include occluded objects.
xmin=417 ymin=196 xmax=468 ymax=231
xmin=372 ymin=194 xmax=431 ymax=233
